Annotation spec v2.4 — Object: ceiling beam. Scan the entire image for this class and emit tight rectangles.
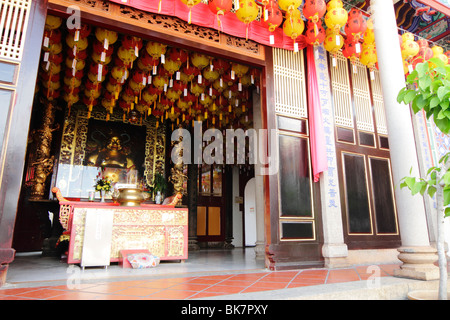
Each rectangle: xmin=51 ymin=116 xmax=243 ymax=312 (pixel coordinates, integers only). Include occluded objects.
xmin=416 ymin=0 xmax=450 ymax=16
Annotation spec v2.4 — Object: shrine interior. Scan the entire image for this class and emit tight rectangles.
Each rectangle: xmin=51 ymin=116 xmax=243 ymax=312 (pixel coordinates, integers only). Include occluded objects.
xmin=11 ymin=13 xmax=261 ymax=273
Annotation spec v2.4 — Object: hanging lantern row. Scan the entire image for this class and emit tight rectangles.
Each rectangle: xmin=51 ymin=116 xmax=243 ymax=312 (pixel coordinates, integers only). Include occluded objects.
xmin=40 ymin=15 xmax=259 ymax=131
xmin=400 ymin=32 xmax=449 ymax=76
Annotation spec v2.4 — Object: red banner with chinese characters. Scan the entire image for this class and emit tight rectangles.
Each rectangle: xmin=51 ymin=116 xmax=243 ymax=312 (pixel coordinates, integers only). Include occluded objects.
xmin=108 ymin=0 xmax=307 ymax=51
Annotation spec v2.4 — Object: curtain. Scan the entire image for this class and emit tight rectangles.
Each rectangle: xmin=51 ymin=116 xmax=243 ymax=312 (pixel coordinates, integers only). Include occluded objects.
xmin=306 ymin=45 xmax=327 ymax=182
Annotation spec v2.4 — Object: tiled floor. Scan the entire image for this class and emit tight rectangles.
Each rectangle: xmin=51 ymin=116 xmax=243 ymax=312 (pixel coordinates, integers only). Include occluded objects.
xmin=0 ymin=263 xmax=402 ymax=300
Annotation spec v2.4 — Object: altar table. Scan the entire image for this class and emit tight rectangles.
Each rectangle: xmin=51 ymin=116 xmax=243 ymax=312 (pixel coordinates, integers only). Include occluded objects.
xmin=56 ymin=200 xmax=188 ymax=264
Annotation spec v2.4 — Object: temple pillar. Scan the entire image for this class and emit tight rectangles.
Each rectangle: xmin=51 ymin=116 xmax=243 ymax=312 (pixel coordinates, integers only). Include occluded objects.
xmin=313 ymin=45 xmax=349 ymax=268
xmin=252 ymin=90 xmax=265 ymax=260
xmin=371 ymin=0 xmax=439 ymax=280
xmin=0 ymin=0 xmax=47 ymax=287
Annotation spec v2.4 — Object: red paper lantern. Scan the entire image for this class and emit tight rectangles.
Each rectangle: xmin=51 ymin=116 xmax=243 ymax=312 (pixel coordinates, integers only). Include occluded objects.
xmin=168 ymin=47 xmax=189 ymax=64
xmin=67 ymin=23 xmax=91 ymax=38
xmin=344 ymin=8 xmax=367 ymax=41
xmin=212 ymin=58 xmax=230 ymax=74
xmin=122 ymin=35 xmax=143 ymax=51
xmin=208 ymin=0 xmax=233 ymax=30
xmin=342 ymin=38 xmax=360 ymax=64
xmin=303 ymin=0 xmax=326 ymax=21
xmin=304 ymin=20 xmax=325 ymax=46
xmin=260 ymin=0 xmax=283 ymax=33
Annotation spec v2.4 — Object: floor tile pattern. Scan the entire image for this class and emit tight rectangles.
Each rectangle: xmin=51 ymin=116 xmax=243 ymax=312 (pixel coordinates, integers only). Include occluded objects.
xmin=0 ymin=264 xmax=402 ymax=300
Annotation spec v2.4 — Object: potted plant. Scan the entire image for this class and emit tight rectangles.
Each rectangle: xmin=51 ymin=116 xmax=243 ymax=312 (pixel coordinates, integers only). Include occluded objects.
xmin=397 ymin=57 xmax=450 ymax=300
xmin=94 ymin=170 xmax=112 ymax=202
xmin=152 ymin=173 xmax=168 ymax=204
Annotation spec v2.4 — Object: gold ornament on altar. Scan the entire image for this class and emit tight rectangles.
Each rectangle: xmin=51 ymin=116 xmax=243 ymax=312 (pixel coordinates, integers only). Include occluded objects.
xmin=168 ymin=131 xmax=187 ymax=204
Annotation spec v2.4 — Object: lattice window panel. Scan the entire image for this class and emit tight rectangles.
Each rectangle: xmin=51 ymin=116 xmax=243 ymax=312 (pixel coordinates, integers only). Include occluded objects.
xmin=0 ymin=0 xmax=31 ymax=61
xmin=329 ymin=52 xmax=353 ymax=128
xmin=370 ymin=70 xmax=388 ymax=135
xmin=273 ymin=47 xmax=307 ymax=119
xmin=351 ymin=59 xmax=374 ymax=133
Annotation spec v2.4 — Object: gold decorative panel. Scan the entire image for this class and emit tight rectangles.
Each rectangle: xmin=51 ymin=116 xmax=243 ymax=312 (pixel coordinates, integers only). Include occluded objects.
xmin=57 ymin=105 xmax=165 ymax=197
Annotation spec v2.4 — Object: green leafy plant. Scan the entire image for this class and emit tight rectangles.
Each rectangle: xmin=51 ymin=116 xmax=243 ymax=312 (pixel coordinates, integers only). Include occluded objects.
xmin=397 ymin=57 xmax=450 ymax=133
xmin=397 ymin=57 xmax=450 ymax=300
xmin=152 ymin=173 xmax=168 ymax=196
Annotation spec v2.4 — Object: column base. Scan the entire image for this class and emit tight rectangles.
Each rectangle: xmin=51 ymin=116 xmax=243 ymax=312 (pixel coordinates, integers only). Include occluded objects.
xmin=394 ymin=246 xmax=440 ymax=281
xmin=254 ymin=241 xmax=265 ymax=261
xmin=0 ymin=248 xmax=15 ymax=288
xmin=322 ymin=243 xmax=349 ymax=268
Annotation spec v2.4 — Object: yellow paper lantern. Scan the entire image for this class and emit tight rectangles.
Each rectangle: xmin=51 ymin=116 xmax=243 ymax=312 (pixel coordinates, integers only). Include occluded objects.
xmin=191 ymin=82 xmax=205 ymax=96
xmin=45 ymin=15 xmax=62 ymax=30
xmin=203 ymin=67 xmax=220 ymax=82
xmin=363 ymin=19 xmax=375 ymax=45
xmin=278 ymin=0 xmax=302 ymax=15
xmin=142 ymin=89 xmax=158 ymax=105
xmin=324 ymin=28 xmax=344 ymax=57
xmin=231 ymin=63 xmax=249 ymax=78
xmin=95 ymin=28 xmax=118 ymax=48
xmin=42 ymin=80 xmax=60 ymax=90
xmin=324 ymin=0 xmax=348 ymax=32
xmin=180 ymin=0 xmax=202 ymax=24
xmin=359 ymin=43 xmax=377 ymax=71
xmin=191 ymin=53 xmax=210 ymax=70
xmin=213 ymin=78 xmax=228 ymax=92
xmin=63 ymin=92 xmax=79 ymax=105
xmin=117 ymin=46 xmax=138 ymax=66
xmin=153 ymin=75 xmax=169 ymax=91
xmin=111 ymin=66 xmax=128 ymax=82
xmin=64 ymin=76 xmax=81 ymax=88
xmin=166 ymin=88 xmax=181 ymax=102
xmin=401 ymin=33 xmax=419 ymax=61
xmin=65 ymin=58 xmax=85 ymax=71
xmin=92 ymin=51 xmax=112 ymax=65
xmin=66 ymin=34 xmax=89 ymax=51
xmin=163 ymin=59 xmax=182 ymax=75
xmin=146 ymin=41 xmax=167 ymax=59
xmin=431 ymin=45 xmax=448 ymax=66
xmin=84 ymin=88 xmax=101 ymax=99
xmin=283 ymin=9 xmax=305 ymax=44
xmin=44 ymin=42 xmax=62 ymax=55
xmin=235 ymin=0 xmax=259 ymax=40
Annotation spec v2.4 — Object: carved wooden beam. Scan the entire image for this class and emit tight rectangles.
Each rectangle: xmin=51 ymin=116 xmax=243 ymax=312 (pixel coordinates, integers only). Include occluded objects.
xmin=47 ymin=0 xmax=266 ymax=65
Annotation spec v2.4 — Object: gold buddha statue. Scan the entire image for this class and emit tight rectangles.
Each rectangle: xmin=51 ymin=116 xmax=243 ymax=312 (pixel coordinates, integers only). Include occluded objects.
xmin=87 ymin=136 xmax=135 ymax=169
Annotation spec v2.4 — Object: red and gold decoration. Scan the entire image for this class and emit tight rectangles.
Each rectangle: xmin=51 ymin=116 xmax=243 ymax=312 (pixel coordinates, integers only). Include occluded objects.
xmin=39 ymin=15 xmax=261 ymax=137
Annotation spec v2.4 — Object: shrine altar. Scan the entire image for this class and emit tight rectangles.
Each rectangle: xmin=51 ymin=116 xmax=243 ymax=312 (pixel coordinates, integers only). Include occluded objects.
xmin=55 ymin=199 xmax=188 ymax=264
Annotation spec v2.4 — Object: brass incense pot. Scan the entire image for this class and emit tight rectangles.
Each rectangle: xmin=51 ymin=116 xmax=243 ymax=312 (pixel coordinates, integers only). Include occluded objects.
xmin=116 ymin=188 xmax=149 ymax=206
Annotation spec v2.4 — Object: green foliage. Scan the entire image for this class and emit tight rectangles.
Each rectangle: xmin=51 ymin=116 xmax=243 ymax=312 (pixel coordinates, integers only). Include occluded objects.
xmin=400 ymin=152 xmax=450 ymax=218
xmin=397 ymin=58 xmax=450 ymax=134
xmin=398 ymin=59 xmax=450 ymax=218
xmin=153 ymin=173 xmax=168 ymax=195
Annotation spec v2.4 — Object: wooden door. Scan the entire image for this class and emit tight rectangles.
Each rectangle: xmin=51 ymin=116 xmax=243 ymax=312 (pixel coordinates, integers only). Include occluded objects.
xmin=196 ymin=164 xmax=227 ymax=243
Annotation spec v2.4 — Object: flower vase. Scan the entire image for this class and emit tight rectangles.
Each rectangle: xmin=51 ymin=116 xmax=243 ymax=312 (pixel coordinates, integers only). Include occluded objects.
xmin=100 ymin=190 xmax=105 ymax=202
